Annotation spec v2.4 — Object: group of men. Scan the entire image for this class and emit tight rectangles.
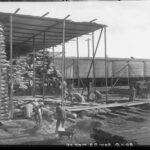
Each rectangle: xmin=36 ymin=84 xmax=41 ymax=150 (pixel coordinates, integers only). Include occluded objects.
xmin=29 ymin=80 xmax=136 ymax=135
xmin=25 ymin=99 xmax=66 ymax=134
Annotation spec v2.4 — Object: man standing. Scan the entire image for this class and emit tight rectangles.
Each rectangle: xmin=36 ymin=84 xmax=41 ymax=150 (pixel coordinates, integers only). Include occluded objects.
xmin=94 ymin=89 xmax=103 ymax=102
xmin=129 ymin=86 xmax=136 ymax=102
xmin=55 ymin=103 xmax=66 ymax=133
xmin=32 ymin=99 xmax=44 ymax=127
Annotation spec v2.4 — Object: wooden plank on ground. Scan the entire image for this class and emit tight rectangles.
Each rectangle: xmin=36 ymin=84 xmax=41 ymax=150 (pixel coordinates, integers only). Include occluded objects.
xmin=125 ymin=108 xmax=148 ymax=116
xmin=112 ymin=110 xmax=129 ymax=116
xmin=134 ymin=107 xmax=150 ymax=113
xmin=66 ymin=100 xmax=150 ymax=112
xmin=94 ymin=114 xmax=107 ymax=120
xmin=106 ymin=112 xmax=123 ymax=117
xmin=115 ymin=109 xmax=148 ymax=117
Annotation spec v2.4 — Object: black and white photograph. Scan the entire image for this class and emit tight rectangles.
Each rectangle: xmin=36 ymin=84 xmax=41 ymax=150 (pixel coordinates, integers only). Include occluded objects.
xmin=0 ymin=0 xmax=150 ymax=147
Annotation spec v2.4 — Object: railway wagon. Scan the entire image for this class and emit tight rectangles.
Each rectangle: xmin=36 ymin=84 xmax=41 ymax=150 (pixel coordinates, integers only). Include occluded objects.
xmin=54 ymin=57 xmax=150 ymax=86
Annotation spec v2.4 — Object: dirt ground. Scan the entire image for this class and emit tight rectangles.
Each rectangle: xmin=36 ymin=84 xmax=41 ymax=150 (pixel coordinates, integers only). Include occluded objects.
xmin=0 ymin=115 xmax=137 ymax=146
xmin=0 ymin=116 xmax=97 ymax=145
xmin=0 ymin=102 xmax=150 ymax=146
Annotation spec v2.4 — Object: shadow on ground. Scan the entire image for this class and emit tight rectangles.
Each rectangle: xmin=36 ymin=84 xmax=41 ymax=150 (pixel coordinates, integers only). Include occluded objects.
xmin=126 ymin=116 xmax=146 ymax=122
xmin=22 ymin=126 xmax=40 ymax=135
xmin=91 ymin=128 xmax=138 ymax=146
xmin=0 ymin=124 xmax=21 ymax=137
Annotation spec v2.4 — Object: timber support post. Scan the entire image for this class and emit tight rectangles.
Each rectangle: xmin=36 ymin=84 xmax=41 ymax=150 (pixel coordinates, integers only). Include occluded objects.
xmin=61 ymin=15 xmax=70 ymax=106
xmin=33 ymin=37 xmax=36 ymax=98
xmin=76 ymin=37 xmax=80 ymax=92
xmin=104 ymin=27 xmax=108 ymax=103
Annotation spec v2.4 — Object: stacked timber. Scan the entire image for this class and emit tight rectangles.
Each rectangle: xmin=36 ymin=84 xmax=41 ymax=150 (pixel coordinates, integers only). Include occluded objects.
xmin=0 ymin=23 xmax=10 ymax=120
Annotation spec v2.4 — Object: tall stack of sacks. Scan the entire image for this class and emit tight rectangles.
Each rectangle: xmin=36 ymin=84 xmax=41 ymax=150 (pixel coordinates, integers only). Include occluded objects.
xmin=0 ymin=23 xmax=10 ymax=120
xmin=13 ymin=58 xmax=28 ymax=90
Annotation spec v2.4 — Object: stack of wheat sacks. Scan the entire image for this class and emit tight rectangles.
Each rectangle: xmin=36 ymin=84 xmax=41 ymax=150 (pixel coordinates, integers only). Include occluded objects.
xmin=0 ymin=23 xmax=10 ymax=120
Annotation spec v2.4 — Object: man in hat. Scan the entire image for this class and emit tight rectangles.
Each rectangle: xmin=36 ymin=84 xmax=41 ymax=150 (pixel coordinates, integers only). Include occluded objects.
xmin=55 ymin=103 xmax=66 ymax=133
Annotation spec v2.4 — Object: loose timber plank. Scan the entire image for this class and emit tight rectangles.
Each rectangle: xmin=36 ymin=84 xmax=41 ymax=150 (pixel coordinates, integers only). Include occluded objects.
xmin=133 ymin=107 xmax=150 ymax=113
xmin=94 ymin=114 xmax=107 ymax=120
xmin=114 ymin=109 xmax=149 ymax=117
xmin=124 ymin=107 xmax=150 ymax=116
xmin=66 ymin=100 xmax=150 ymax=112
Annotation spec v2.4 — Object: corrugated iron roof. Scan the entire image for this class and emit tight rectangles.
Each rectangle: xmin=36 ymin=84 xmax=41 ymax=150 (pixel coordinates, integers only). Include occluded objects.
xmin=0 ymin=12 xmax=106 ymax=57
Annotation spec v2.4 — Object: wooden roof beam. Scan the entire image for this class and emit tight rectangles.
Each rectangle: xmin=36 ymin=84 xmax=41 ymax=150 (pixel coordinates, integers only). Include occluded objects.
xmin=5 ymin=33 xmax=68 ymax=39
xmin=4 ymin=24 xmax=94 ymax=34
xmin=41 ymin=12 xmax=49 ymax=18
xmin=4 ymin=29 xmax=81 ymax=36
xmin=14 ymin=8 xmax=20 ymax=14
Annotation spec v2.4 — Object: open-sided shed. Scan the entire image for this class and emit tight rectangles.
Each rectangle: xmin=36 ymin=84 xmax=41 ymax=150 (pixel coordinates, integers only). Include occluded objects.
xmin=0 ymin=11 xmax=107 ymax=120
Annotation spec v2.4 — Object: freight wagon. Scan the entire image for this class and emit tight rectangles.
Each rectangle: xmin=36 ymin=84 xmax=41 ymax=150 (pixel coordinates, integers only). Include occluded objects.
xmin=54 ymin=57 xmax=150 ymax=87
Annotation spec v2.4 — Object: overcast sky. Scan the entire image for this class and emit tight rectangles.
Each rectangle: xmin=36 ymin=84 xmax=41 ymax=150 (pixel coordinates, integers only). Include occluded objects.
xmin=0 ymin=1 xmax=150 ymax=59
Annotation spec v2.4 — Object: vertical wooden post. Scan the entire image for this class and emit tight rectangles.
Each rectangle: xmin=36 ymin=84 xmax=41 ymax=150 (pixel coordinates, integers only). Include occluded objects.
xmin=143 ymin=61 xmax=145 ymax=81
xmin=76 ymin=37 xmax=80 ymax=92
xmin=64 ymin=44 xmax=66 ymax=82
xmin=62 ymin=20 xmax=66 ymax=106
xmin=128 ymin=62 xmax=130 ymax=87
xmin=86 ymin=38 xmax=90 ymax=58
xmin=33 ymin=38 xmax=36 ymax=97
xmin=111 ymin=61 xmax=113 ymax=88
xmin=10 ymin=15 xmax=13 ymax=118
xmin=111 ymin=65 xmax=114 ymax=88
xmin=92 ymin=32 xmax=96 ymax=88
xmin=42 ymin=32 xmax=45 ymax=101
xmin=88 ymin=39 xmax=90 ymax=58
xmin=81 ymin=28 xmax=103 ymax=95
xmin=52 ymin=47 xmax=54 ymax=63
xmin=72 ymin=59 xmax=75 ymax=88
xmin=61 ymin=15 xmax=70 ymax=106
xmin=104 ymin=27 xmax=108 ymax=103
xmin=111 ymin=76 xmax=113 ymax=88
